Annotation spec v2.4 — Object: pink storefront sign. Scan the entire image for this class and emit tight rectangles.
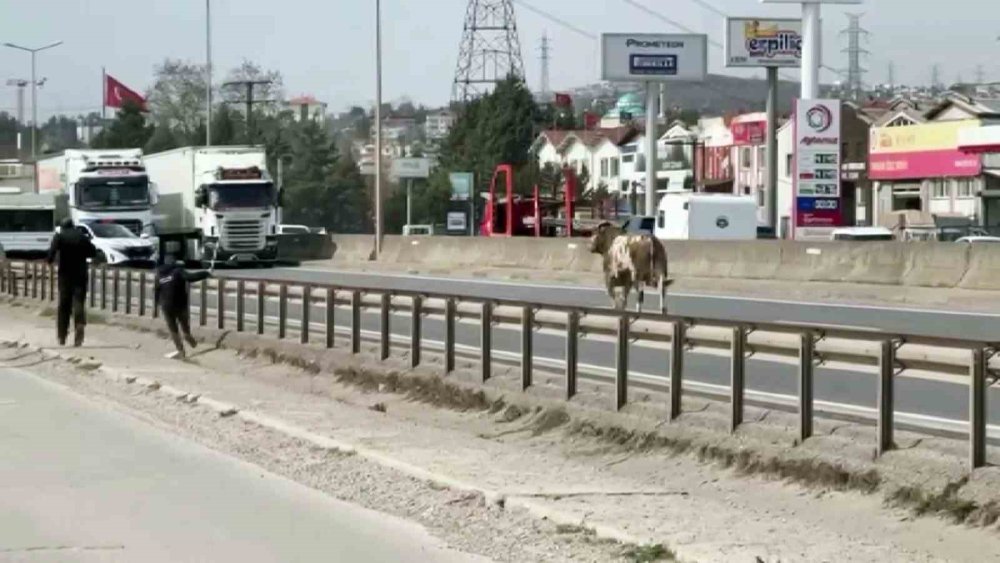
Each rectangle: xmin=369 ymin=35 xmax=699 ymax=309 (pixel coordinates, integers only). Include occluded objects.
xmin=869 ymin=149 xmax=982 ymax=180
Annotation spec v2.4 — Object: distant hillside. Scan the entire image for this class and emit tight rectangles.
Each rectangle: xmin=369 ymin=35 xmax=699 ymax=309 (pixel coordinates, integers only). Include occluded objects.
xmin=569 ymin=74 xmax=801 ymax=117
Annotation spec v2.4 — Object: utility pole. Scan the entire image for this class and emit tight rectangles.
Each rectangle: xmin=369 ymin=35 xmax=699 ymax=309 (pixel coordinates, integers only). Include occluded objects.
xmin=6 ymin=79 xmax=28 ymax=156
xmin=888 ymin=61 xmax=895 ymax=91
xmin=840 ymin=13 xmax=869 ymax=101
xmin=976 ymin=65 xmax=986 ymax=85
xmin=222 ymin=80 xmax=274 ymax=145
xmin=206 ymin=0 xmax=213 ymax=146
xmin=931 ymin=64 xmax=942 ymax=93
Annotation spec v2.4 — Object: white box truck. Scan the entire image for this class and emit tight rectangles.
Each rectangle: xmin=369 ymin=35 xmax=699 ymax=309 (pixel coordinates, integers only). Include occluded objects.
xmin=654 ymin=192 xmax=758 ymax=240
xmin=0 ymin=190 xmax=61 ymax=258
xmin=144 ymin=146 xmax=281 ymax=266
xmin=35 ymin=149 xmax=156 ymax=236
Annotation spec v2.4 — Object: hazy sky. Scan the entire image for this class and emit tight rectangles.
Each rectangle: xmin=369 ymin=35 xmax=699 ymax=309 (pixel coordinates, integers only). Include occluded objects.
xmin=2 ymin=0 xmax=998 ymax=120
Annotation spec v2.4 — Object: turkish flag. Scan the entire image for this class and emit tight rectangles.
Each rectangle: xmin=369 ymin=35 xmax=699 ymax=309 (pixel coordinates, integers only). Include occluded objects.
xmin=554 ymin=92 xmax=572 ymax=107
xmin=583 ymin=111 xmax=600 ymax=130
xmin=105 ymin=74 xmax=148 ymax=111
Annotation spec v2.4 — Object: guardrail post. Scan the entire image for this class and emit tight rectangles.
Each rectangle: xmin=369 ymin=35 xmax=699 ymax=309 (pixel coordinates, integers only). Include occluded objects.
xmin=379 ymin=293 xmax=391 ymax=360
xmin=521 ymin=305 xmax=533 ymax=390
xmin=615 ymin=315 xmax=629 ymax=411
xmin=351 ymin=290 xmax=362 ymax=354
xmin=970 ymin=347 xmax=988 ymax=469
xmin=23 ymin=263 xmax=30 ymax=298
xmin=445 ymin=298 xmax=456 ymax=374
xmin=730 ymin=326 xmax=746 ymax=433
xmin=39 ymin=264 xmax=47 ymax=301
xmin=256 ymin=282 xmax=266 ymax=335
xmin=278 ymin=284 xmax=288 ymax=339
xmin=325 ymin=288 xmax=335 ymax=349
xmin=236 ymin=280 xmax=246 ymax=332
xmin=877 ymin=340 xmax=895 ymax=456
xmin=1 ymin=263 xmax=6 ymax=294
xmin=152 ymin=272 xmax=160 ymax=319
xmin=124 ymin=270 xmax=133 ymax=315
xmin=411 ymin=295 xmax=422 ymax=368
xmin=88 ymin=267 xmax=95 ymax=307
xmin=300 ymin=285 xmax=312 ymax=344
xmin=216 ymin=279 xmax=226 ymax=330
xmin=99 ymin=267 xmax=107 ymax=310
xmin=48 ymin=264 xmax=55 ymax=302
xmin=138 ymin=272 xmax=147 ymax=317
xmin=566 ymin=311 xmax=579 ymax=400
xmin=669 ymin=320 xmax=685 ymax=421
xmin=112 ymin=268 xmax=121 ymax=312
xmin=198 ymin=279 xmax=207 ymax=326
xmin=799 ymin=332 xmax=815 ymax=443
xmin=31 ymin=262 xmax=39 ymax=299
xmin=481 ymin=301 xmax=492 ymax=382
xmin=11 ymin=264 xmax=19 ymax=297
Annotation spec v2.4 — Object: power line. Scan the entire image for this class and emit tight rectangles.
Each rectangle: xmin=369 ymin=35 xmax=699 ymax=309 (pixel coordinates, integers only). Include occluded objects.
xmin=511 ymin=0 xmax=597 ymax=40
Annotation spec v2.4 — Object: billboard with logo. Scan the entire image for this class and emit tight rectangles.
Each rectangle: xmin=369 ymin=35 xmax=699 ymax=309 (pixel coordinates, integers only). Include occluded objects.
xmin=869 ymin=119 xmax=982 ymax=180
xmin=731 ymin=119 xmax=766 ymax=146
xmin=601 ymin=33 xmax=708 ymax=82
xmin=725 ymin=17 xmax=803 ymax=68
xmin=794 ymin=99 xmax=842 ymax=229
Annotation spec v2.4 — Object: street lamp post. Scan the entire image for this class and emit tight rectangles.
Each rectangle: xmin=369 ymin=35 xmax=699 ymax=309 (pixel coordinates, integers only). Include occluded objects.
xmin=374 ymin=0 xmax=383 ymax=258
xmin=4 ymin=41 xmax=62 ymax=160
xmin=206 ymin=0 xmax=213 ymax=146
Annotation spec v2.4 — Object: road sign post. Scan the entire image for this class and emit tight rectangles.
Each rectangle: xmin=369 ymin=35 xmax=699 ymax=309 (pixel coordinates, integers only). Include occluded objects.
xmin=601 ymin=33 xmax=707 ymax=215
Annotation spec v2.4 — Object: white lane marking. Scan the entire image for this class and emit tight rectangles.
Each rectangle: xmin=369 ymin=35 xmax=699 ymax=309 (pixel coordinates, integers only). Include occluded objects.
xmin=278 ymin=267 xmax=1000 ymax=319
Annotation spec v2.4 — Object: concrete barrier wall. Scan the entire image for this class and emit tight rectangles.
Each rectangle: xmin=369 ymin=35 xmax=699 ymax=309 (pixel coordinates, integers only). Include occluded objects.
xmin=330 ymin=235 xmax=375 ymax=264
xmin=362 ymin=235 xmax=1000 ymax=291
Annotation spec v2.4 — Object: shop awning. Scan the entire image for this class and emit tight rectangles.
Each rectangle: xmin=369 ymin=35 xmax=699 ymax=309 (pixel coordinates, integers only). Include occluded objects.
xmin=959 ymin=125 xmax=1000 ymax=154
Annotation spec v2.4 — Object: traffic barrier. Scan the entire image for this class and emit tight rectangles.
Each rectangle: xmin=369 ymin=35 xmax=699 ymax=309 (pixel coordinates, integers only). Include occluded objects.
xmin=330 ymin=234 xmax=376 ymax=263
xmin=904 ymin=242 xmax=970 ymax=288
xmin=959 ymin=244 xmax=1000 ymax=291
xmin=5 ymin=258 xmax=998 ymax=472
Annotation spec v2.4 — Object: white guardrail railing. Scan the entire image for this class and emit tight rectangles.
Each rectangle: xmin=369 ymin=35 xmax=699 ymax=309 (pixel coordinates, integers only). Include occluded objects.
xmin=3 ymin=260 xmax=998 ymax=471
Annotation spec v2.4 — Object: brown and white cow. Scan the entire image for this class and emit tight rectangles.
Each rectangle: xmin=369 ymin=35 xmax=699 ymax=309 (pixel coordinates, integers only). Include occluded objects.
xmin=589 ymin=222 xmax=672 ymax=313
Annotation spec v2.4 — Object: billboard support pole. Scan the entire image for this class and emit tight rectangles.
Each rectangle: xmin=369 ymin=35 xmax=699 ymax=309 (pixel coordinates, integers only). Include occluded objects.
xmin=645 ymin=81 xmax=657 ymax=216
xmin=801 ymin=3 xmax=821 ymax=99
xmin=406 ymin=178 xmax=412 ymax=228
xmin=766 ymin=66 xmax=779 ymax=235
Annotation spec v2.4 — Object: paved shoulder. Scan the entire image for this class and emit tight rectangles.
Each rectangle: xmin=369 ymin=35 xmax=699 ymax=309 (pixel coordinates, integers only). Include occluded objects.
xmin=0 ymin=366 xmax=484 ymax=563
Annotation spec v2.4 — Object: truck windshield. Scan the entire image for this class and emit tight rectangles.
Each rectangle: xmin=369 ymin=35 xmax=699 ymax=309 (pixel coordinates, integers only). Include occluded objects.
xmin=77 ymin=176 xmax=151 ymax=210
xmin=0 ymin=210 xmax=54 ymax=232
xmin=208 ymin=182 xmax=275 ymax=210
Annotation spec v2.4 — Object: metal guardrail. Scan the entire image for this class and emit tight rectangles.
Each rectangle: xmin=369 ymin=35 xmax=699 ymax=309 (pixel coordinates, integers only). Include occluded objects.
xmin=2 ymin=259 xmax=998 ymax=470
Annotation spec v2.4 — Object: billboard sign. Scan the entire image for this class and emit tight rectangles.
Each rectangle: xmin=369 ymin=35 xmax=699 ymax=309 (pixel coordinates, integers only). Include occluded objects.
xmin=725 ymin=17 xmax=803 ymax=68
xmin=601 ymin=34 xmax=708 ymax=82
xmin=391 ymin=157 xmax=431 ymax=179
xmin=446 ymin=211 xmax=468 ymax=233
xmin=794 ymin=99 xmax=842 ymax=229
xmin=449 ymin=172 xmax=474 ymax=201
xmin=869 ymin=119 xmax=982 ymax=180
xmin=731 ymin=119 xmax=767 ymax=146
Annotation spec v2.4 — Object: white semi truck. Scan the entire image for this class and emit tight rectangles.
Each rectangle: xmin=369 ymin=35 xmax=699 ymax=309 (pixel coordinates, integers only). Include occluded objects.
xmin=36 ymin=149 xmax=156 ymax=236
xmin=144 ymin=146 xmax=281 ymax=266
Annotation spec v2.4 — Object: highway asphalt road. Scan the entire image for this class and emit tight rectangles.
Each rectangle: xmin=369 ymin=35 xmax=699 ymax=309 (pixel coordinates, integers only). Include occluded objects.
xmin=199 ymin=267 xmax=1000 ymax=427
xmin=0 ymin=364 xmax=484 ymax=563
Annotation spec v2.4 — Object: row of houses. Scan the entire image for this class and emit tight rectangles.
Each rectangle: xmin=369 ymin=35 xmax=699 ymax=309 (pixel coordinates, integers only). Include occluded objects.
xmin=531 ymin=92 xmax=1000 ymax=238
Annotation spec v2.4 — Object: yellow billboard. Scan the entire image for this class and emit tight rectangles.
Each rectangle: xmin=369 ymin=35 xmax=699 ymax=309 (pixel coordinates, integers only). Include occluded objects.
xmin=869 ymin=119 xmax=980 ymax=154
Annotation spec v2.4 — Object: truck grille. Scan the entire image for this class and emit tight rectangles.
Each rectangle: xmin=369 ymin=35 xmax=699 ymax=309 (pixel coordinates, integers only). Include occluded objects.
xmin=115 ymin=220 xmax=143 ymax=235
xmin=221 ymin=219 xmax=265 ymax=251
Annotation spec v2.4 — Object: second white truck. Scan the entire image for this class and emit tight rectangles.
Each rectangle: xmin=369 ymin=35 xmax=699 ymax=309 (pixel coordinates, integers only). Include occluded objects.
xmin=654 ymin=192 xmax=758 ymax=240
xmin=144 ymin=146 xmax=281 ymax=266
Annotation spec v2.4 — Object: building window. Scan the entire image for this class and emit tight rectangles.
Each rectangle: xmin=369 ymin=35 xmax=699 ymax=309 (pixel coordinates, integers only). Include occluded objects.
xmin=785 ymin=154 xmax=793 ymax=178
xmin=622 ymin=154 xmax=634 ymax=164
xmin=957 ymin=179 xmax=974 ymax=198
xmin=757 ymin=147 xmax=766 ymax=168
xmin=741 ymin=147 xmax=752 ymax=168
xmin=610 ymin=158 xmax=620 ymax=177
xmin=931 ymin=179 xmax=950 ymax=199
xmin=600 ymin=159 xmax=609 ymax=178
xmin=757 ymin=187 xmax=766 ymax=207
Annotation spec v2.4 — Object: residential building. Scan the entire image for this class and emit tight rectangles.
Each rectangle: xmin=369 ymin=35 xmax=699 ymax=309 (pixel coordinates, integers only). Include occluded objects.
xmin=530 ymin=127 xmax=638 ymax=195
xmin=730 ymin=112 xmax=768 ymax=224
xmin=286 ymin=95 xmax=328 ymax=123
xmin=868 ymin=93 xmax=1000 ymax=229
xmin=695 ymin=116 xmax=734 ymax=194
xmin=424 ymin=111 xmax=455 ymax=140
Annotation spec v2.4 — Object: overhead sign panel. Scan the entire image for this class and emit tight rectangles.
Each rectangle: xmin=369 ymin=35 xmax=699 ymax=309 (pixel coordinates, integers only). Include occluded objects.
xmin=601 ymin=33 xmax=708 ymax=82
xmin=391 ymin=158 xmax=431 ymax=179
xmin=725 ymin=17 xmax=802 ymax=68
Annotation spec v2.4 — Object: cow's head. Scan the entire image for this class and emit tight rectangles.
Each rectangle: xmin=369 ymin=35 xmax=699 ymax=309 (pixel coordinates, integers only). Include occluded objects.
xmin=589 ymin=221 xmax=622 ymax=254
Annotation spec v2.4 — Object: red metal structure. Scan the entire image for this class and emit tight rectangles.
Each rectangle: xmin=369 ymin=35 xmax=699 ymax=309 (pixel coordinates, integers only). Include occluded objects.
xmin=480 ymin=164 xmax=583 ymax=237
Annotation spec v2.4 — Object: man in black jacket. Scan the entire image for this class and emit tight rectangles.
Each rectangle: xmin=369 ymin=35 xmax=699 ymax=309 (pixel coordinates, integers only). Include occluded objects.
xmin=155 ymin=253 xmax=213 ymax=359
xmin=47 ymin=218 xmax=97 ymax=346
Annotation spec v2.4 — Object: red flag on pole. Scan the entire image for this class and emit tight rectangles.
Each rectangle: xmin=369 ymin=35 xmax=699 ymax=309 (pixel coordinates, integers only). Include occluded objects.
xmin=583 ymin=111 xmax=600 ymax=130
xmin=554 ymin=92 xmax=572 ymax=107
xmin=104 ymin=74 xmax=148 ymax=111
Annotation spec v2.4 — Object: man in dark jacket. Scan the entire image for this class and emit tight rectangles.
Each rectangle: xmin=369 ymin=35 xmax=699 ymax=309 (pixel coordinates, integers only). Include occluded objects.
xmin=47 ymin=218 xmax=97 ymax=346
xmin=155 ymin=253 xmax=212 ymax=359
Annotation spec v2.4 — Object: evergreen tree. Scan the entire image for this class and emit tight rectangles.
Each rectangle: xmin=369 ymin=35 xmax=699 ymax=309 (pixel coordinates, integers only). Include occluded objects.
xmin=91 ymin=100 xmax=152 ymax=149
